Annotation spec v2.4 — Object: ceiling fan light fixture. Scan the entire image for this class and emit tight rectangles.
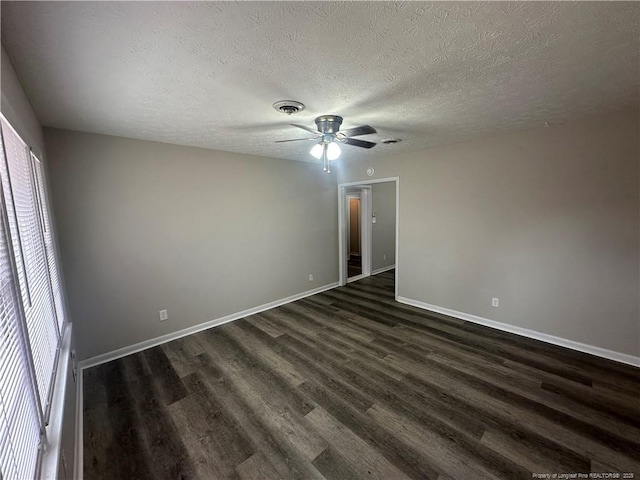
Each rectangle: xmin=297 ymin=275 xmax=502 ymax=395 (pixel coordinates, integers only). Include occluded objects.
xmin=326 ymin=141 xmax=341 ymax=160
xmin=277 ymin=114 xmax=376 ymax=173
xmin=309 ymin=143 xmax=323 ymax=159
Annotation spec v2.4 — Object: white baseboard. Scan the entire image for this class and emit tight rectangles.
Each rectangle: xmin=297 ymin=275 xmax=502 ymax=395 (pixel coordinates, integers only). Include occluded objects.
xmin=74 ymin=281 xmax=338 ymax=479
xmin=347 ymin=273 xmax=367 ymax=283
xmin=371 ymin=264 xmax=396 ymax=275
xmin=78 ymin=281 xmax=339 ymax=371
xmin=397 ymin=296 xmax=640 ymax=368
xmin=347 ymin=264 xmax=395 ymax=283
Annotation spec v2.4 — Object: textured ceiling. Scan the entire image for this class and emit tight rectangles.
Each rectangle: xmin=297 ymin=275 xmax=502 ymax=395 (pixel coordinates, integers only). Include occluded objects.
xmin=1 ymin=1 xmax=638 ymax=164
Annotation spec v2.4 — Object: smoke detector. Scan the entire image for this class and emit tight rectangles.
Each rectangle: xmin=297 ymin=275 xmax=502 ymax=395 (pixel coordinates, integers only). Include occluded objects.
xmin=273 ymin=100 xmax=305 ymax=115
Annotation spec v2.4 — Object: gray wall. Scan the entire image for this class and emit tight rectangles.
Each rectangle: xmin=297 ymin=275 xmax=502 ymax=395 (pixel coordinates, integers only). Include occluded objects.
xmin=1 ymin=44 xmax=45 ymax=156
xmin=371 ymin=182 xmax=396 ymax=272
xmin=44 ymin=128 xmax=339 ymax=360
xmin=1 ymin=43 xmax=77 ymax=479
xmin=338 ymin=110 xmax=639 ymax=358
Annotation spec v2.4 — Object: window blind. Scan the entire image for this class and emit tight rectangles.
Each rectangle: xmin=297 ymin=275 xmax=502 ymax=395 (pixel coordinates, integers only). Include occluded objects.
xmin=0 ymin=191 xmax=42 ymax=480
xmin=0 ymin=123 xmax=30 ymax=310
xmin=31 ymin=154 xmax=65 ymax=333
xmin=0 ymin=115 xmax=66 ymax=479
xmin=0 ymin=119 xmax=60 ymax=417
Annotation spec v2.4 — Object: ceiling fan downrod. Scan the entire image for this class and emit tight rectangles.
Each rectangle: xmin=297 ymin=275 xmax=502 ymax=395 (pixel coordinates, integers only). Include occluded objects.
xmin=323 ymin=145 xmax=330 ymax=173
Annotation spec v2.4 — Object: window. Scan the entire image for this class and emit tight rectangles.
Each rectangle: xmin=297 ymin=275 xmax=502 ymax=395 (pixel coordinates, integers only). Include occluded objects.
xmin=0 ymin=116 xmax=66 ymax=480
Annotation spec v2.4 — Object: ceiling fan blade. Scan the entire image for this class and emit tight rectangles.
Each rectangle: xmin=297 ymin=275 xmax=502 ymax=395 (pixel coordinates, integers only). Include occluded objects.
xmin=340 ymin=125 xmax=377 ymax=137
xmin=275 ymin=137 xmax=317 ymax=143
xmin=291 ymin=123 xmax=320 ymax=134
xmin=344 ymin=137 xmax=376 ymax=149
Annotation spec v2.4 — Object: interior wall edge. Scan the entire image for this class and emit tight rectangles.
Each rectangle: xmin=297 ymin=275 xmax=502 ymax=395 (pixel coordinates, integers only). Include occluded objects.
xmin=397 ymin=296 xmax=640 ymax=368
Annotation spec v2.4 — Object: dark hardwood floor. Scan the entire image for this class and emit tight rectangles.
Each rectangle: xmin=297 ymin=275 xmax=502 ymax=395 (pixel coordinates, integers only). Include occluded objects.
xmin=83 ymin=270 xmax=640 ymax=479
xmin=348 ymin=254 xmax=362 ymax=278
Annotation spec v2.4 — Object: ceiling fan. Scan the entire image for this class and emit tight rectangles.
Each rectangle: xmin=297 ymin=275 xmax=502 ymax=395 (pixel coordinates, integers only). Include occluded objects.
xmin=276 ymin=115 xmax=376 ymax=173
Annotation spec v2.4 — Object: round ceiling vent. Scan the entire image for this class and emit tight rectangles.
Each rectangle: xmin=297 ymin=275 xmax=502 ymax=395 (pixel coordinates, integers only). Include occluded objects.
xmin=273 ymin=100 xmax=305 ymax=115
xmin=381 ymin=138 xmax=402 ymax=145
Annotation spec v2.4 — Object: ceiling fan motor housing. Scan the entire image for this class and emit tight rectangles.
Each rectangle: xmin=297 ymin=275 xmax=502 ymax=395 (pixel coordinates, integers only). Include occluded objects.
xmin=315 ymin=115 xmax=343 ymax=134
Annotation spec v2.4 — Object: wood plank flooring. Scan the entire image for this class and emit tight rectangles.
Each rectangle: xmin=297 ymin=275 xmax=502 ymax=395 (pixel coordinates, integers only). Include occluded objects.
xmin=347 ymin=254 xmax=362 ymax=278
xmin=83 ymin=270 xmax=640 ymax=479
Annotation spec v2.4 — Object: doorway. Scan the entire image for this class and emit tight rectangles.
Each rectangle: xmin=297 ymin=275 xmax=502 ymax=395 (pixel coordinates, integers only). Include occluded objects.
xmin=344 ymin=187 xmax=371 ymax=282
xmin=347 ymin=195 xmax=362 ymax=278
xmin=338 ymin=177 xmax=399 ymax=299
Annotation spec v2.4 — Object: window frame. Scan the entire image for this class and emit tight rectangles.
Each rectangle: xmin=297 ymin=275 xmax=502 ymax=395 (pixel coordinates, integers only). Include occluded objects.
xmin=0 ymin=114 xmax=68 ymax=480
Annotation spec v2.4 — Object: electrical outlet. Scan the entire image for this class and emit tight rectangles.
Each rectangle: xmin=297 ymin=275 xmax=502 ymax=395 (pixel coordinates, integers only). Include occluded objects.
xmin=159 ymin=309 xmax=168 ymax=321
xmin=492 ymin=298 xmax=499 ymax=307
xmin=383 ymin=254 xmax=386 ymax=260
xmin=308 ymin=274 xmax=314 ymax=281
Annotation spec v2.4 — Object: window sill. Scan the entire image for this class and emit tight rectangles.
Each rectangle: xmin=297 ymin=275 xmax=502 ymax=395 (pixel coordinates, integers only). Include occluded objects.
xmin=39 ymin=323 xmax=73 ymax=479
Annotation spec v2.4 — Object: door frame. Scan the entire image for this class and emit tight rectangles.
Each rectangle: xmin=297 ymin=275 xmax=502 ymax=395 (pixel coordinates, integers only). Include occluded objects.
xmin=338 ymin=177 xmax=399 ymax=300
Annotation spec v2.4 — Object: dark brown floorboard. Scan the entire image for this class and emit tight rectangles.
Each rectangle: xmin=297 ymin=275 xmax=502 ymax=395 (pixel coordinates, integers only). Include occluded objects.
xmin=84 ymin=270 xmax=640 ymax=479
xmin=348 ymin=254 xmax=362 ymax=278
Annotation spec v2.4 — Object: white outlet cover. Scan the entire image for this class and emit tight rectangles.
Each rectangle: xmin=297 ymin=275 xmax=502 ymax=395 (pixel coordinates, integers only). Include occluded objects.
xmin=492 ymin=298 xmax=499 ymax=307
xmin=159 ymin=309 xmax=168 ymax=321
